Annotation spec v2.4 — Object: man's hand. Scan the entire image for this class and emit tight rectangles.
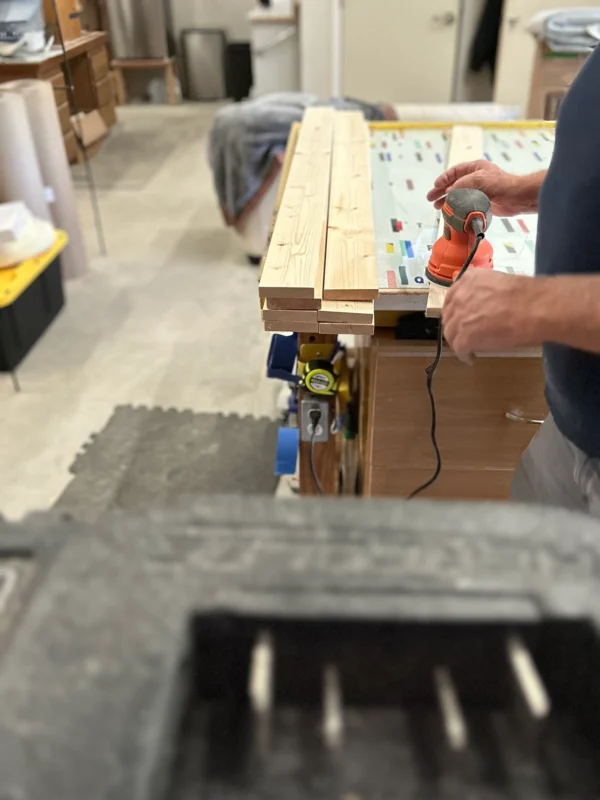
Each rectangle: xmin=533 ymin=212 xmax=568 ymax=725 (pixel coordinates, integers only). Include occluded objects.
xmin=442 ymin=270 xmax=539 ymax=361
xmin=426 ymin=161 xmax=543 ymax=217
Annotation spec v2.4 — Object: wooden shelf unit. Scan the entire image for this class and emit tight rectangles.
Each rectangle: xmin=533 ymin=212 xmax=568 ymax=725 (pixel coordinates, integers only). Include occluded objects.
xmin=0 ymin=32 xmax=117 ymax=164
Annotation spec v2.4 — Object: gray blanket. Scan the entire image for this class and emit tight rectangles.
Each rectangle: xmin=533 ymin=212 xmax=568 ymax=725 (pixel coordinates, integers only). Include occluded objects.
xmin=208 ymin=92 xmax=389 ymax=224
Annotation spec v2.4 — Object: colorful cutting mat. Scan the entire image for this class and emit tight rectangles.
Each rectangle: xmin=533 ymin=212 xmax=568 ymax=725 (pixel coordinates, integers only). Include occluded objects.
xmin=370 ymin=127 xmax=555 ymax=290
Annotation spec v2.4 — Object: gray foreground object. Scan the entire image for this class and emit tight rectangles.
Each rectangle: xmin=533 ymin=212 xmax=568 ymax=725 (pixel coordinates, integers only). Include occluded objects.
xmin=2 ymin=498 xmax=600 ymax=799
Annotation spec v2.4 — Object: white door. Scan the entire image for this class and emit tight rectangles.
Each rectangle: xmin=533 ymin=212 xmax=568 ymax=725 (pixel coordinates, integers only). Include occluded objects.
xmin=342 ymin=0 xmax=462 ymax=103
xmin=494 ymin=0 xmax=588 ymax=111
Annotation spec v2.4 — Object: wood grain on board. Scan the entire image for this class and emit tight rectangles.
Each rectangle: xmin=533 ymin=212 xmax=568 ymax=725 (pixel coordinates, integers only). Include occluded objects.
xmin=259 ymin=108 xmax=335 ymax=299
xmin=323 ymin=112 xmax=378 ymax=301
xmin=319 ymin=322 xmax=375 ymax=335
xmin=362 ymin=330 xmax=546 ymax=498
xmin=258 ymin=122 xmax=300 ymax=286
xmin=318 ymin=299 xmax=374 ymax=323
xmin=426 ymin=125 xmax=484 ymax=319
xmin=268 ymin=297 xmax=321 ymax=311
xmin=263 ymin=319 xmax=319 ymax=333
xmin=262 ymin=301 xmax=318 ymax=323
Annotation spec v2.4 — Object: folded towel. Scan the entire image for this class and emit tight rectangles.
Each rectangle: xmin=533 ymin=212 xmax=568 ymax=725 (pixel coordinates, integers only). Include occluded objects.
xmin=528 ymin=8 xmax=600 ymax=52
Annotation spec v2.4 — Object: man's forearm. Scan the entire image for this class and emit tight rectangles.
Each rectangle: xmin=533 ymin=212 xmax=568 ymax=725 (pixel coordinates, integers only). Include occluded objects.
xmin=510 ymin=170 xmax=547 ymax=214
xmin=529 ymin=275 xmax=600 ymax=353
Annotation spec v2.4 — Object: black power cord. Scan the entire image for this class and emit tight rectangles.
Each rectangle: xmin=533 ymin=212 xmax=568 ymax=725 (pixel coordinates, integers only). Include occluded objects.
xmin=408 ymin=321 xmax=444 ymax=499
xmin=408 ymin=233 xmax=485 ymax=500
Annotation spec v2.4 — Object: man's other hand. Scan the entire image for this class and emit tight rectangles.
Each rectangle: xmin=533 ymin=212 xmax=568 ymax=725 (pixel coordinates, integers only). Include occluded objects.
xmin=442 ymin=270 xmax=537 ymax=361
xmin=427 ymin=160 xmax=525 ymax=217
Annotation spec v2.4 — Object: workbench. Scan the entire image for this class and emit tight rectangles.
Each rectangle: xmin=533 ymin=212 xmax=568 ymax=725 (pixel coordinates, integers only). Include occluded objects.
xmin=0 ymin=32 xmax=116 ymax=163
xmin=266 ymin=118 xmax=555 ymax=500
xmin=358 ymin=121 xmax=553 ymax=499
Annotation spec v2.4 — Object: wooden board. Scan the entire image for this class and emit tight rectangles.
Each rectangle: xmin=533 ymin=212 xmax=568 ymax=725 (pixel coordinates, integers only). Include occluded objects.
xmin=426 ymin=282 xmax=447 ymax=319
xmin=43 ymin=0 xmax=81 ymax=41
xmin=318 ymin=299 xmax=373 ymax=323
xmin=111 ymin=58 xmax=175 ymax=69
xmin=267 ymin=296 xmax=320 ymax=311
xmin=259 ymin=108 xmax=335 ymax=299
xmin=264 ymin=320 xmax=319 ymax=333
xmin=319 ymin=322 xmax=374 ymax=335
xmin=426 ymin=125 xmax=484 ymax=319
xmin=258 ymin=122 xmax=301 ymax=286
xmin=367 ymin=467 xmax=517 ymax=500
xmin=262 ymin=302 xmax=318 ymax=323
xmin=323 ymin=112 xmax=378 ymax=301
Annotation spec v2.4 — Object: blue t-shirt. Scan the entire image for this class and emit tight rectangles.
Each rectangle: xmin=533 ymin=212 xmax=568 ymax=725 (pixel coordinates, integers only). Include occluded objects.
xmin=536 ymin=46 xmax=600 ymax=457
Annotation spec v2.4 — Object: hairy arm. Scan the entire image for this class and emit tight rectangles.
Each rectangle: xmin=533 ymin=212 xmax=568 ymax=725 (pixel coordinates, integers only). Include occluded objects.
xmin=442 ymin=271 xmax=600 ymax=360
xmin=510 ymin=170 xmax=547 ymax=214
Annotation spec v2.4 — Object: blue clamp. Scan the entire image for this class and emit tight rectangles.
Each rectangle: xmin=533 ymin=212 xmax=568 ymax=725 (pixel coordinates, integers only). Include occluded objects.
xmin=275 ymin=427 xmax=299 ymax=475
xmin=266 ymin=333 xmax=299 ymax=384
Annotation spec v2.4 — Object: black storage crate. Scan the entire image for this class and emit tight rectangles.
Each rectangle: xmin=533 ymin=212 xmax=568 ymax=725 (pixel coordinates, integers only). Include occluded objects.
xmin=0 ymin=254 xmax=64 ymax=371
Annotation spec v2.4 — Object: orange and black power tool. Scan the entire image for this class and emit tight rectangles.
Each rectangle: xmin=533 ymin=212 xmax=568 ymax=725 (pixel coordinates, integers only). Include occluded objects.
xmin=426 ymin=188 xmax=494 ymax=287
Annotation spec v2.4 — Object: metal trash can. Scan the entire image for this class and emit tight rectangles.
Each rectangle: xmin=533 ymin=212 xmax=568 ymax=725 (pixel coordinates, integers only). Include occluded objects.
xmin=181 ymin=28 xmax=228 ymax=101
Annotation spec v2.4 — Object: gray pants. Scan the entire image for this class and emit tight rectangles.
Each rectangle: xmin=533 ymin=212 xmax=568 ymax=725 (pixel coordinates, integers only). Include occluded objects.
xmin=511 ymin=415 xmax=600 ymax=517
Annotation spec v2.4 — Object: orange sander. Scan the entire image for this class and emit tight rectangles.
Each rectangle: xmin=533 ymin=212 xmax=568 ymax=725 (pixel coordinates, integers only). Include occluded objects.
xmin=426 ymin=188 xmax=494 ymax=286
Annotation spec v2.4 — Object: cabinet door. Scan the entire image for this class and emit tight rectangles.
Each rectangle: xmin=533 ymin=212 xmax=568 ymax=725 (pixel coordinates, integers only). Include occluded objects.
xmin=342 ymin=0 xmax=461 ymax=103
xmin=363 ymin=341 xmax=546 ymax=500
xmin=494 ymin=0 xmax=586 ymax=111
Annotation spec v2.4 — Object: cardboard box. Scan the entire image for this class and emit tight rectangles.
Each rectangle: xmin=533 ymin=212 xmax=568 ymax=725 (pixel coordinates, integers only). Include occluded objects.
xmin=70 ymin=110 xmax=107 ymax=162
xmin=109 ymin=71 xmax=124 ymax=106
xmin=90 ymin=48 xmax=109 ymax=82
xmin=95 ymin=75 xmax=113 ymax=108
xmin=98 ymin=102 xmax=117 ymax=129
xmin=57 ymin=101 xmax=71 ymax=135
xmin=528 ymin=42 xmax=588 ymax=119
xmin=64 ymin=131 xmax=78 ymax=164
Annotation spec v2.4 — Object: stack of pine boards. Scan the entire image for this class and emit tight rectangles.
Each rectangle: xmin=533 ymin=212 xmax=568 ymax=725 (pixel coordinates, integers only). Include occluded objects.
xmin=259 ymin=108 xmax=378 ymax=335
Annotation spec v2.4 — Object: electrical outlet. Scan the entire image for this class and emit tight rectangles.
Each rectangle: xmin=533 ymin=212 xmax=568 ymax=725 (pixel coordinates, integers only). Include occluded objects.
xmin=300 ymin=399 xmax=329 ymax=443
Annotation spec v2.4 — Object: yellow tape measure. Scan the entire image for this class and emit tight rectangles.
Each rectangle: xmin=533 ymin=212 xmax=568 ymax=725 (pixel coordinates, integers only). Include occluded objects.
xmin=300 ymin=360 xmax=339 ymax=396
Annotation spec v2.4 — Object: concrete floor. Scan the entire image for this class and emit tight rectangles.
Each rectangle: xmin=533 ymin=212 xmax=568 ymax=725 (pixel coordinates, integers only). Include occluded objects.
xmin=0 ymin=104 xmax=279 ymax=519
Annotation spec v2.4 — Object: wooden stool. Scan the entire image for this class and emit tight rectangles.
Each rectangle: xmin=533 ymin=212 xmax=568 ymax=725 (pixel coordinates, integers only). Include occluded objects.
xmin=110 ymin=57 xmax=178 ymax=105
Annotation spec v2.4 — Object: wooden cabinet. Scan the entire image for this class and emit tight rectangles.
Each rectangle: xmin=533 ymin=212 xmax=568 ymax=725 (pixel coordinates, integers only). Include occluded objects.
xmin=90 ymin=48 xmax=109 ymax=83
xmin=494 ymin=0 xmax=587 ymax=113
xmin=70 ymin=48 xmax=113 ymax=111
xmin=361 ymin=332 xmax=546 ymax=500
xmin=342 ymin=0 xmax=461 ymax=103
xmin=527 ymin=44 xmax=588 ymax=119
xmin=0 ymin=32 xmax=117 ymax=164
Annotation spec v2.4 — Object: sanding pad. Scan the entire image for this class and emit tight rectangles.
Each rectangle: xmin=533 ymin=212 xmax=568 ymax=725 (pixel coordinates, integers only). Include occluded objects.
xmin=425 ymin=266 xmax=453 ymax=288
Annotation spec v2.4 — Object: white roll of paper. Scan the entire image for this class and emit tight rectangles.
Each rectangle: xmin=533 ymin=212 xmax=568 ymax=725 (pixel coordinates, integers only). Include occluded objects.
xmin=0 ymin=92 xmax=51 ymax=225
xmin=0 ymin=80 xmax=88 ymax=279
